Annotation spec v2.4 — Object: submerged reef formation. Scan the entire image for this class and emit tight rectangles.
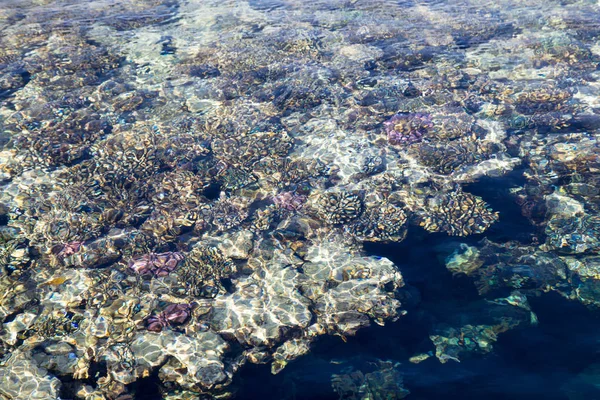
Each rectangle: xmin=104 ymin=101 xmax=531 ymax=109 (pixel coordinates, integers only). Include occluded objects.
xmin=331 ymin=361 xmax=410 ymax=400
xmin=0 ymin=0 xmax=599 ymax=398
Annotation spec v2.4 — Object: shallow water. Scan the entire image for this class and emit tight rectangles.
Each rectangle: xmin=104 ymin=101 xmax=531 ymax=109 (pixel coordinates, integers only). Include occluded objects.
xmin=0 ymin=0 xmax=600 ymax=399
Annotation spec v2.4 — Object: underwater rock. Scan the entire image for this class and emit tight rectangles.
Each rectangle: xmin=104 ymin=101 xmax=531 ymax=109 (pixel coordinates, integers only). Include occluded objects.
xmin=445 ymin=243 xmax=484 ymax=276
xmin=130 ymin=330 xmax=230 ymax=392
xmin=209 ymin=241 xmax=312 ymax=348
xmin=0 ymin=273 xmax=36 ymax=322
xmin=302 ymin=238 xmax=405 ymax=331
xmin=204 ymin=230 xmax=254 ymax=260
xmin=430 ymin=293 xmax=535 ymax=363
xmin=38 ymin=268 xmax=93 ymax=309
xmin=31 ymin=341 xmax=80 ymax=377
xmin=564 ymin=256 xmax=600 ymax=282
xmin=470 ymin=239 xmax=568 ymax=295
xmin=331 ymin=360 xmax=410 ymax=400
xmin=271 ymin=338 xmax=312 ymax=374
xmin=571 ymin=276 xmax=600 ymax=308
xmin=544 ymin=215 xmax=600 ymax=255
xmin=0 ymin=229 xmax=29 ymax=272
xmin=0 ymin=350 xmax=61 ymax=399
xmin=430 ymin=324 xmax=500 ymax=363
xmin=206 ymin=236 xmax=404 ymax=375
xmin=337 ymin=44 xmax=384 ymax=63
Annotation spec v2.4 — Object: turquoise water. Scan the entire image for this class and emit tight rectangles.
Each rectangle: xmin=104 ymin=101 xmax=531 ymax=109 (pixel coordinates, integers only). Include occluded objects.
xmin=0 ymin=0 xmax=600 ymax=399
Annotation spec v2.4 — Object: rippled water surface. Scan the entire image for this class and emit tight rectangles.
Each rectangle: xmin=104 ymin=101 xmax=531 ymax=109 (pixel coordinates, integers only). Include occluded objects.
xmin=1 ymin=0 xmax=600 ymax=399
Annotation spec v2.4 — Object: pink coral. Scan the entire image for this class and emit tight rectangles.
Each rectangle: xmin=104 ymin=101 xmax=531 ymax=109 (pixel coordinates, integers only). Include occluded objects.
xmin=128 ymin=252 xmax=184 ymax=277
xmin=146 ymin=303 xmax=192 ymax=332
xmin=52 ymin=241 xmax=84 ymax=259
xmin=384 ymin=113 xmax=432 ymax=145
xmin=273 ymin=191 xmax=307 ymax=211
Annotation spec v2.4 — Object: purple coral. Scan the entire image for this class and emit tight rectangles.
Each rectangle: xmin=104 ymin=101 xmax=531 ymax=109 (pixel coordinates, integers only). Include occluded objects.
xmin=146 ymin=312 xmax=168 ymax=332
xmin=383 ymin=113 xmax=432 ymax=145
xmin=163 ymin=303 xmax=192 ymax=324
xmin=128 ymin=252 xmax=184 ymax=277
xmin=52 ymin=241 xmax=84 ymax=259
xmin=273 ymin=191 xmax=307 ymax=211
xmin=146 ymin=303 xmax=192 ymax=332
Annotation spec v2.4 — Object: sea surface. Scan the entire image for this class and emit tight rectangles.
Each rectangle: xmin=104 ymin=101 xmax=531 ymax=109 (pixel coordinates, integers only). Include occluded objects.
xmin=0 ymin=0 xmax=600 ymax=399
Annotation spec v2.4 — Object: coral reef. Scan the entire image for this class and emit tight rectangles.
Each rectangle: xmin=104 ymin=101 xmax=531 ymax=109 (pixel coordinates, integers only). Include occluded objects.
xmin=384 ymin=113 xmax=432 ymax=146
xmin=417 ymin=191 xmax=499 ymax=236
xmin=0 ymin=0 xmax=599 ymax=398
xmin=331 ymin=361 xmax=410 ymax=400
